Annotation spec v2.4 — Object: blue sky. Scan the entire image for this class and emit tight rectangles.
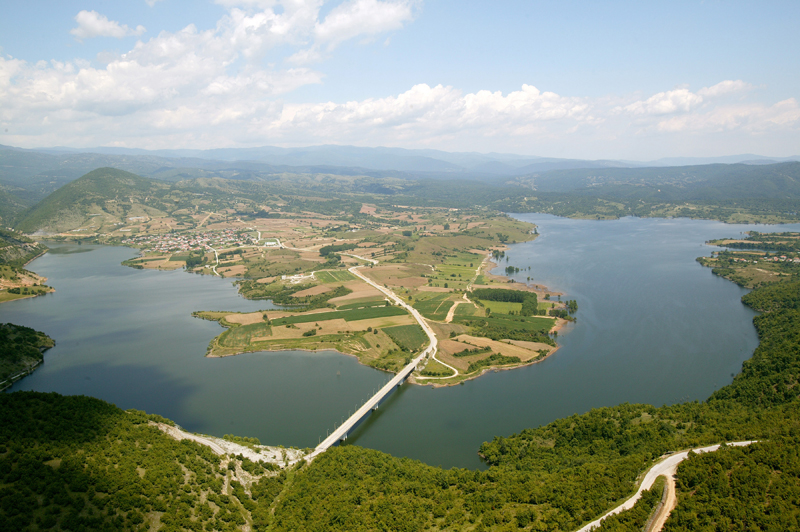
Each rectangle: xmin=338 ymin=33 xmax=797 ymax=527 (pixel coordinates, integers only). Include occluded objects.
xmin=1 ymin=0 xmax=798 ymax=159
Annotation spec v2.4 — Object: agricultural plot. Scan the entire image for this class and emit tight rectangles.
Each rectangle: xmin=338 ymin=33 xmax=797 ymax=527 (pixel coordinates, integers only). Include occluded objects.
xmin=271 ymin=305 xmax=407 ymax=326
xmin=476 ymin=314 xmax=554 ymax=333
xmin=478 ymin=300 xmax=521 ymax=314
xmin=217 ymin=322 xmax=272 ymax=348
xmin=454 ymin=313 xmax=556 ymax=344
xmin=315 ymin=270 xmax=356 ymax=283
xmin=335 ymin=300 xmax=389 ymax=310
xmin=382 ymin=324 xmax=428 ymax=352
xmin=454 ymin=304 xmax=477 ymax=317
xmin=412 ymin=293 xmax=455 ymax=321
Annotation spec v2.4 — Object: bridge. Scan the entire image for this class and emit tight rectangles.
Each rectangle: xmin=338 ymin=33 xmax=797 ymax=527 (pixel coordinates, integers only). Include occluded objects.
xmin=305 ymin=259 xmax=438 ymax=461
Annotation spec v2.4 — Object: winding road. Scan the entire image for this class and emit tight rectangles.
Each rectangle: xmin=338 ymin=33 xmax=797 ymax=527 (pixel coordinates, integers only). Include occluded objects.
xmin=576 ymin=440 xmax=757 ymax=532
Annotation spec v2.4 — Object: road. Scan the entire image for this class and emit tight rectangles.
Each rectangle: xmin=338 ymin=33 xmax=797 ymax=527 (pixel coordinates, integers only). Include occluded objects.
xmin=575 ymin=441 xmax=757 ymax=532
xmin=304 ymin=256 xmax=441 ymax=460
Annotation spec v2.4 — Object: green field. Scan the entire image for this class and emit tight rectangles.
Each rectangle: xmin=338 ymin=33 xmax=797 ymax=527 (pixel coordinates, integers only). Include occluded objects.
xmin=383 ymin=324 xmax=428 ymax=352
xmin=476 ymin=314 xmax=554 ymax=332
xmin=218 ymin=322 xmax=272 ymax=348
xmin=412 ymin=293 xmax=454 ymax=321
xmin=315 ymin=270 xmax=356 ymax=283
xmin=271 ymin=305 xmax=407 ymax=326
xmin=454 ymin=303 xmax=477 ymax=317
xmin=478 ymin=300 xmax=522 ymax=314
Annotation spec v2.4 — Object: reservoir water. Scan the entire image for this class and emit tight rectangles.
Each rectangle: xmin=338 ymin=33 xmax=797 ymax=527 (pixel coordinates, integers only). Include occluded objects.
xmin=5 ymin=215 xmax=798 ymax=469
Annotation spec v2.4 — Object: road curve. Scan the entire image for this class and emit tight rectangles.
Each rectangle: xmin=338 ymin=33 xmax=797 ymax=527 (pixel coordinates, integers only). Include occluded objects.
xmin=575 ymin=441 xmax=757 ymax=532
xmin=341 ymin=255 xmax=459 ymax=379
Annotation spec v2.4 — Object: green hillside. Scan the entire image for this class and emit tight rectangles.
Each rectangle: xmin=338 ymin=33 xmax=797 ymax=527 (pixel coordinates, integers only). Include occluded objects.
xmin=0 ymin=324 xmax=54 ymax=386
xmin=0 ymin=229 xmax=47 ymax=268
xmin=14 ymin=168 xmax=169 ymax=233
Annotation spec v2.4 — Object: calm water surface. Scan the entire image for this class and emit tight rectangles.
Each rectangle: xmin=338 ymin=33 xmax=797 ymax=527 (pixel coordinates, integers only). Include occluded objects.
xmin=5 ymin=216 xmax=798 ymax=469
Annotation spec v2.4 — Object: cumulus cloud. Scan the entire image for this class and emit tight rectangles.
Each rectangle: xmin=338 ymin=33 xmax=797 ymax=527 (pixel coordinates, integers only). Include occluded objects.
xmin=315 ymin=0 xmax=416 ymax=48
xmin=70 ymin=10 xmax=146 ymax=40
xmin=1 ymin=1 xmax=796 ymax=157
xmin=698 ymin=79 xmax=753 ymax=97
xmin=623 ymin=88 xmax=703 ymax=115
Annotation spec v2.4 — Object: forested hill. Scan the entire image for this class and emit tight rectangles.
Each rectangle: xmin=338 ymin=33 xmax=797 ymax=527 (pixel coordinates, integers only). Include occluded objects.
xmin=14 ymin=168 xmax=170 ymax=233
xmin=3 ymin=280 xmax=800 ymax=529
xmin=499 ymin=162 xmax=800 ymax=222
xmin=521 ymin=161 xmax=800 ymax=197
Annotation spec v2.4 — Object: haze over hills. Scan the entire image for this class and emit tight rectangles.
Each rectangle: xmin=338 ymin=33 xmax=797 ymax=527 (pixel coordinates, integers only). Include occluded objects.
xmin=9 ymin=143 xmax=800 ymax=175
xmin=3 ymin=142 xmax=800 ymax=230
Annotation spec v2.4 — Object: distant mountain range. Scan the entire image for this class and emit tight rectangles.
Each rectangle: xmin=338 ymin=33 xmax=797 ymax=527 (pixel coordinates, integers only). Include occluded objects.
xmin=9 ymin=143 xmax=799 ymax=176
xmin=2 ymin=142 xmax=800 ymax=228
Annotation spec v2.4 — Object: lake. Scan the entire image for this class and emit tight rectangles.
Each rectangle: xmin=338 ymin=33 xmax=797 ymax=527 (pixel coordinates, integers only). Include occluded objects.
xmin=5 ymin=215 xmax=795 ymax=469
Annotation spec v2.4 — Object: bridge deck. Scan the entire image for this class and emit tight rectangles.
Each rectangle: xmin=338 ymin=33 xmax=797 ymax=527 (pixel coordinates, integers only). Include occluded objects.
xmin=306 ymin=261 xmax=437 ymax=461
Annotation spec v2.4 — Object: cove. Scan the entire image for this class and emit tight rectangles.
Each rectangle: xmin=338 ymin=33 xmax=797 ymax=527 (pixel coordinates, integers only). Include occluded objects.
xmin=3 ymin=244 xmax=391 ymax=450
xmin=4 ymin=215 xmax=798 ymax=469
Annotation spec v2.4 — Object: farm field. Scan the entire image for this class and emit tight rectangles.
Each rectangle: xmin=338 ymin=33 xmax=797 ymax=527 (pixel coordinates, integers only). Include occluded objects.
xmin=170 ymin=203 xmax=566 ymax=383
xmin=412 ymin=293 xmax=456 ymax=321
xmin=383 ymin=324 xmax=428 ymax=352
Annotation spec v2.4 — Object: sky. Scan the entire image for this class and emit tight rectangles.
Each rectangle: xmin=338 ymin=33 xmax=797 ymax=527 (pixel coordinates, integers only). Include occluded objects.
xmin=0 ymin=0 xmax=798 ymax=160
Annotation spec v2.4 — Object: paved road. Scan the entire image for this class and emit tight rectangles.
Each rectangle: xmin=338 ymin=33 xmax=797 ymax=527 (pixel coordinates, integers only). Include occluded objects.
xmin=305 ymin=256 xmax=440 ymax=460
xmin=576 ymin=441 xmax=757 ymax=532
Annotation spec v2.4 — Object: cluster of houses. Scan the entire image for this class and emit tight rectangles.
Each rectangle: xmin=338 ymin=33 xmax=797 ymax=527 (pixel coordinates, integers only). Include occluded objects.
xmin=121 ymin=229 xmax=257 ymax=254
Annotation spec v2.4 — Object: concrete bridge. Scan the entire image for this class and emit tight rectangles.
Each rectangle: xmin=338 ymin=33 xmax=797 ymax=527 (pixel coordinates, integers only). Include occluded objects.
xmin=305 ymin=260 xmax=438 ymax=461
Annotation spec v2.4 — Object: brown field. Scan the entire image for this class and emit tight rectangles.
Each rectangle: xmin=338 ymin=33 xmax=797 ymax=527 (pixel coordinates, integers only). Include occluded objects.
xmin=360 ymin=204 xmax=377 ymax=215
xmin=298 ymin=251 xmax=326 ymax=262
xmin=448 ymin=335 xmax=548 ymax=362
xmin=220 ymin=265 xmax=247 ymax=277
xmin=416 ymin=286 xmax=451 ymax=292
xmin=256 ymin=276 xmax=277 ymax=284
xmin=292 ymin=284 xmax=331 ymax=297
xmin=225 ymin=312 xmax=266 ymax=325
xmin=325 ymin=279 xmax=382 ymax=303
xmin=365 ymin=265 xmax=428 ymax=287
xmin=505 ymin=339 xmax=555 ymax=352
xmin=268 ymin=319 xmax=351 ymax=339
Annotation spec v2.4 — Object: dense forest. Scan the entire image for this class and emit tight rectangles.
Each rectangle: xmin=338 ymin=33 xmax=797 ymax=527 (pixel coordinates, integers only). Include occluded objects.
xmin=2 ymin=271 xmax=800 ymax=529
xmin=0 ymin=324 xmax=54 ymax=386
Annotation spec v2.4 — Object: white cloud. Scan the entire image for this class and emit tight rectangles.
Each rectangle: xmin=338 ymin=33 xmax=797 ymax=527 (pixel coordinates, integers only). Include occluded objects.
xmin=145 ymin=0 xmax=166 ymax=6
xmin=314 ymin=0 xmax=415 ymax=48
xmin=70 ymin=10 xmax=146 ymax=41
xmin=698 ymin=79 xmax=753 ymax=98
xmin=2 ymin=1 xmax=797 ymax=158
xmin=623 ymin=88 xmax=703 ymax=116
xmin=656 ymin=98 xmax=800 ymax=133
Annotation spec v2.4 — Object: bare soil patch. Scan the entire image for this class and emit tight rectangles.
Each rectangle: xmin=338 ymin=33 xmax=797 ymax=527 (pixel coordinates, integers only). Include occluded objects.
xmin=220 ymin=265 xmax=247 ymax=277
xmin=225 ymin=312 xmax=266 ymax=325
xmin=365 ymin=265 xmax=428 ymax=287
xmin=327 ymin=280 xmax=383 ymax=304
xmin=292 ymin=285 xmax=332 ymax=297
xmin=451 ymin=335 xmax=545 ymax=362
xmin=416 ymin=286 xmax=451 ymax=292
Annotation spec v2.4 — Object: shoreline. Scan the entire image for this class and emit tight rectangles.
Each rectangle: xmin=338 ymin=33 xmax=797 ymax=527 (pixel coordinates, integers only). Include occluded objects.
xmin=415 ymin=342 xmax=562 ymax=388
